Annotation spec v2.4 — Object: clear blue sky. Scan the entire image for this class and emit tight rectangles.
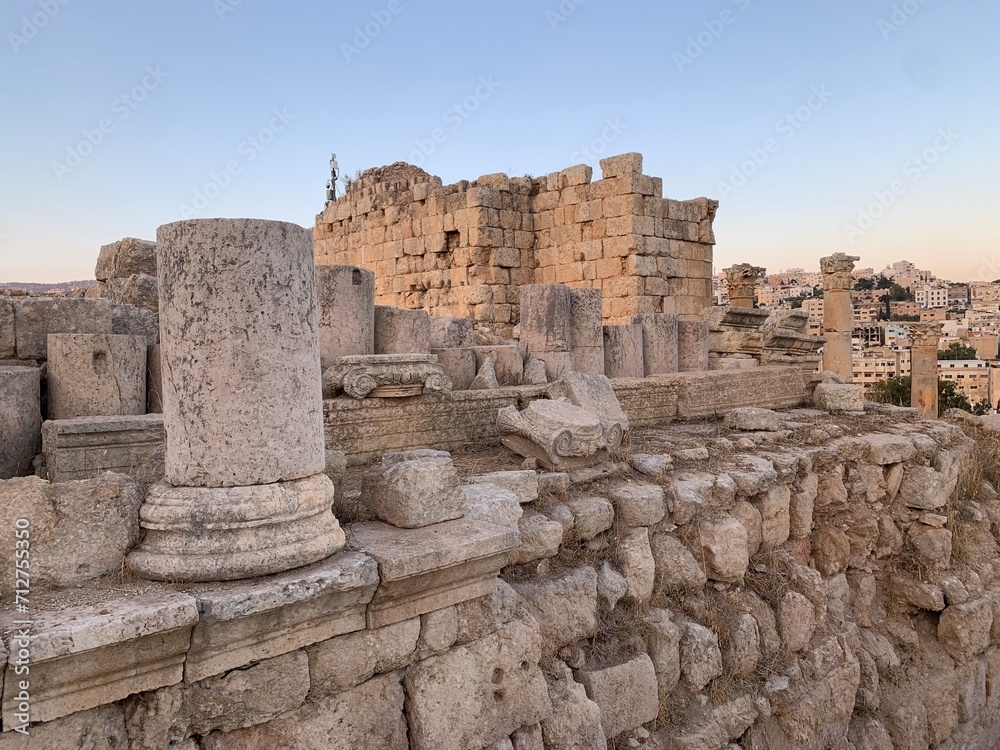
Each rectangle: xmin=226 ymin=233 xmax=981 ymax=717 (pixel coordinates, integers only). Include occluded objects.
xmin=1 ymin=0 xmax=997 ymax=283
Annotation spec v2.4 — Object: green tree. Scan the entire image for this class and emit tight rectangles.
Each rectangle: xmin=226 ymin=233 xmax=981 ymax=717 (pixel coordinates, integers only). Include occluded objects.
xmin=875 ymin=275 xmax=893 ymax=289
xmin=938 ymin=379 xmax=973 ymax=413
xmin=937 ymin=342 xmax=978 ymax=360
xmin=854 ymin=277 xmax=875 ymax=291
xmin=868 ymin=376 xmax=976 ymax=416
xmin=973 ymin=399 xmax=993 ymax=416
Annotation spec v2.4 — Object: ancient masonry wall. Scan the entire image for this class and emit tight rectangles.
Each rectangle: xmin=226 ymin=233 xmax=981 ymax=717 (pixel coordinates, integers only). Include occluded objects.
xmin=313 ymin=153 xmax=717 ymax=332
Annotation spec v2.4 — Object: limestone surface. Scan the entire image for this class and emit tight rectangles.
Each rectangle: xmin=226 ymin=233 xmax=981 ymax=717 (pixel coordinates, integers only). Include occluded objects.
xmin=0 ymin=366 xmax=40 ymax=479
xmin=316 ymin=264 xmax=375 ymax=368
xmin=46 ymin=333 xmax=147 ymax=419
xmin=362 ymin=449 xmax=465 ymax=528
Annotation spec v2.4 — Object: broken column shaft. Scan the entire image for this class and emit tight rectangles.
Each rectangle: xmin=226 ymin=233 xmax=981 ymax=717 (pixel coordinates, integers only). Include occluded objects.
xmin=820 ymin=253 xmax=859 ymax=382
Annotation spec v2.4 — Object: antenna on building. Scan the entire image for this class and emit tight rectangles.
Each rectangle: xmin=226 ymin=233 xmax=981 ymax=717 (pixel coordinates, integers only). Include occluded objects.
xmin=325 ymin=153 xmax=339 ymax=205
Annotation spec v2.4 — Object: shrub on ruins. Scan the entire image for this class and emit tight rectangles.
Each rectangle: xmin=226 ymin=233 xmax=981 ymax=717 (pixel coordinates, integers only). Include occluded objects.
xmin=868 ymin=376 xmax=975 ymax=416
xmin=937 ymin=342 xmax=979 ymax=361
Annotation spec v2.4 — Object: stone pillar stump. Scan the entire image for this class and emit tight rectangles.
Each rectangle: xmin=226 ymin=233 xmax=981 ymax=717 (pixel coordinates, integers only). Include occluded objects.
xmin=820 ymin=253 xmax=859 ymax=382
xmin=908 ymin=322 xmax=943 ymax=419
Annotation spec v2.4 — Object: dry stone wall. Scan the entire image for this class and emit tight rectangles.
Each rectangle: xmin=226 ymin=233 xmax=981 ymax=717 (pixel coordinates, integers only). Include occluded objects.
xmin=313 ymin=154 xmax=718 ymax=334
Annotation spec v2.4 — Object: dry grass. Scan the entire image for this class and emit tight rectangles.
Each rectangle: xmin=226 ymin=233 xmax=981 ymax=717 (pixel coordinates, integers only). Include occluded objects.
xmin=743 ymin=548 xmax=792 ymax=610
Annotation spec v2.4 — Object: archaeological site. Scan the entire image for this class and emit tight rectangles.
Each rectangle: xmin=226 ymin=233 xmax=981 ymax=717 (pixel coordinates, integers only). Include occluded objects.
xmin=5 ymin=152 xmax=1000 ymax=750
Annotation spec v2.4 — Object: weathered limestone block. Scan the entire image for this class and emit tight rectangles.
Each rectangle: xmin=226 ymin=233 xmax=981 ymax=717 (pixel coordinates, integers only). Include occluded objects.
xmin=608 ymin=481 xmax=665 ymax=527
xmin=361 ymin=449 xmax=465 ymax=529
xmin=184 ymin=551 xmax=378 ymax=681
xmin=129 ymin=475 xmax=346 ymax=582
xmin=497 ymin=399 xmax=618 ymax=471
xmin=404 ymin=616 xmax=551 ymax=750
xmin=632 ymin=452 xmax=672 ymax=477
xmin=471 ymin=357 xmax=501 ymax=390
xmin=509 ymin=512 xmax=563 ymax=565
xmin=455 ymin=580 xmax=519 ymax=645
xmin=617 ymin=527 xmax=655 ymax=603
xmin=644 ymin=608 xmax=682 ymax=700
xmin=416 ymin=606 xmax=459 ymax=657
xmin=347 ymin=519 xmax=519 ymax=627
xmin=724 ymin=614 xmax=762 ymax=677
xmin=541 ymin=668 xmax=608 ymax=750
xmin=12 ymin=297 xmax=114 ymax=360
xmin=147 ymin=344 xmax=163 ymax=412
xmin=42 ymin=414 xmax=164 ymax=485
xmin=680 ymin=621 xmax=723 ymax=692
xmin=675 ymin=366 xmax=806 ymax=418
xmin=433 ymin=347 xmax=477 ymax=390
xmin=523 ymin=355 xmax=548 ymax=385
xmin=549 ymin=371 xmax=630 ymax=438
xmin=324 ymin=353 xmax=453 ymax=399
xmin=566 ymin=495 xmax=614 ymax=540
xmin=695 ymin=517 xmax=750 ymax=582
xmin=0 ymin=366 xmax=40 ymax=479
xmin=677 ymin=318 xmax=710 ymax=372
xmin=470 ymin=345 xmax=524 ymax=386
xmin=428 ymin=316 xmax=475 ymax=349
xmin=0 ymin=299 xmax=15 ymax=359
xmin=939 ymin=600 xmax=994 ymax=663
xmin=727 ymin=454 xmax=778 ymax=495
xmin=723 ymin=407 xmax=780 ymax=432
xmin=307 ymin=618 xmax=420 ymax=697
xmin=898 ymin=465 xmax=950 ymax=510
xmin=891 ymin=573 xmax=945 ymax=611
xmin=512 ymin=567 xmax=598 ymax=652
xmin=104 ymin=273 xmax=159 ymax=312
xmin=909 ymin=526 xmax=953 ymax=569
xmin=603 ymin=324 xmax=644 ymax=378
xmin=777 ymin=591 xmax=816 ymax=652
xmin=632 ymin=313 xmax=679 ymax=375
xmin=756 ymin=483 xmax=791 ymax=548
xmin=110 ymin=303 xmax=159 ymax=345
xmin=0 ymin=704 xmax=127 ymax=749
xmin=201 ymin=672 xmax=407 ymax=750
xmin=520 ymin=284 xmax=573 ymax=354
xmin=813 ymin=527 xmax=851 ymax=576
xmin=1 ymin=592 xmax=197 ymax=726
xmin=95 ymin=237 xmax=157 ymax=281
xmin=316 ymin=264 xmax=375 ymax=368
xmin=651 ymin=532 xmax=708 ymax=591
xmin=511 ymin=723 xmax=544 ymax=750
xmin=156 ymin=219 xmax=327 ymax=487
xmin=374 ymin=305 xmax=431 ymax=354
xmin=576 ymin=654 xmax=659 ymax=739
xmin=812 ymin=383 xmax=864 ymax=412
xmin=47 ymin=334 xmax=147 ymax=419
xmin=731 ymin=500 xmax=763 ymax=556
xmin=462 ymin=483 xmax=523 ymax=528
xmin=469 ymin=470 xmax=539 ymax=504
xmin=861 ymin=433 xmax=917 ymax=465
xmin=125 ymin=651 xmax=310 ymax=746
xmin=597 ymin=561 xmax=627 ymax=611
xmin=0 ymin=473 xmax=140 ymax=594
xmin=570 ymin=288 xmax=604 ymax=375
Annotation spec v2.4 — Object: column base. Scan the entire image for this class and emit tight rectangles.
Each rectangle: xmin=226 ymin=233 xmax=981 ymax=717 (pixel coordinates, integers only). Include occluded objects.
xmin=127 ymin=473 xmax=345 ymax=582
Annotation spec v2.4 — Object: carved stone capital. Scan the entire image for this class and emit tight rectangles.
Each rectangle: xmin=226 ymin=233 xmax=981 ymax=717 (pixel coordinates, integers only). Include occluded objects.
xmin=905 ymin=322 xmax=944 ymax=348
xmin=496 ymin=398 xmax=618 ymax=471
xmin=819 ymin=253 xmax=861 ymax=291
xmin=322 ymin=354 xmax=453 ymax=399
xmin=724 ymin=264 xmax=767 ymax=302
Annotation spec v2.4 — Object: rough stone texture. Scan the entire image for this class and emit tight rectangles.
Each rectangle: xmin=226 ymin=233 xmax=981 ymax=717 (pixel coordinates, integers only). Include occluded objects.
xmin=183 ymin=551 xmax=378 ymax=681
xmin=497 ymin=398 xmax=611 ymax=471
xmin=462 ymin=482 xmax=523 ymax=528
xmin=939 ymin=600 xmax=993 ymax=663
xmin=617 ymin=527 xmax=655 ymax=604
xmin=471 ymin=345 xmax=524 ymax=386
xmin=110 ymin=304 xmax=159 ymax=345
xmin=1 ymin=592 xmax=198 ymax=725
xmin=12 ymin=297 xmax=114 ymax=360
xmin=201 ymin=672 xmax=407 ymax=750
xmin=778 ymin=591 xmax=816 ymax=652
xmin=433 ymin=347 xmax=477 ymax=390
xmin=362 ymin=449 xmax=465 ymax=529
xmin=104 ymin=274 xmax=159 ymax=312
xmin=813 ymin=382 xmax=865 ymax=412
xmin=509 ymin=512 xmax=564 ymax=565
xmin=520 ymin=284 xmax=573 ymax=356
xmin=0 ymin=704 xmax=128 ymax=749
xmin=429 ymin=316 xmax=475 ymax=349
xmin=861 ymin=433 xmax=917 ymax=465
xmin=757 ymin=483 xmax=791 ymax=548
xmin=576 ymin=654 xmax=659 ymax=739
xmin=651 ymin=532 xmax=708 ymax=591
xmin=307 ymin=617 xmax=420 ymax=696
xmin=374 ymin=305 xmax=431 ymax=355
xmin=644 ymin=608 xmax=683 ymax=700
xmin=156 ymin=219 xmax=326 ymax=487
xmin=316 ymin=264 xmax=375 ymax=368
xmin=405 ymin=616 xmax=550 ymax=750
xmin=513 ymin=567 xmax=598 ymax=652
xmin=608 ymin=481 xmax=665 ymax=527
xmin=541 ymin=668 xmax=608 ymax=750
xmin=549 ymin=371 xmax=629 ymax=436
xmin=469 ymin=470 xmax=539 ymax=504
xmin=695 ymin=517 xmax=750 ymax=582
xmin=677 ymin=318 xmax=710 ymax=372
xmin=0 ymin=298 xmax=15 ymax=359
xmin=724 ymin=407 xmax=781 ymax=432
xmin=603 ymin=324 xmax=644 ymax=379
xmin=680 ymin=621 xmax=723 ymax=692
xmin=147 ymin=344 xmax=162 ymax=412
xmin=0 ymin=473 xmax=140 ymax=593
xmin=42 ymin=414 xmax=164 ymax=486
xmin=898 ymin=465 xmax=950 ymax=510
xmin=47 ymin=334 xmax=147 ymax=419
xmin=0 ymin=366 xmax=40 ymax=479
xmin=566 ymin=495 xmax=614 ymax=540
xmin=95 ymin=237 xmax=157 ymax=281
xmin=471 ymin=356 xmax=501 ymax=390
xmin=632 ymin=312 xmax=679 ymax=375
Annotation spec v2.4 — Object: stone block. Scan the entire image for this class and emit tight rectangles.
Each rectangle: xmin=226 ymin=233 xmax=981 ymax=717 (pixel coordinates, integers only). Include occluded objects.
xmin=347 ymin=519 xmax=519 ymax=627
xmin=756 ymin=483 xmax=791 ymax=547
xmin=603 ymin=324 xmax=644 ymax=378
xmin=361 ymin=450 xmax=465 ymax=529
xmin=156 ymin=219 xmax=327 ymax=488
xmin=938 ymin=600 xmax=993 ymax=663
xmin=813 ymin=383 xmax=865 ymax=412
xmin=470 ymin=345 xmax=524 ymax=386
xmin=467 ymin=470 xmax=539 ymax=504
xmin=433 ymin=347 xmax=477 ymax=390
xmin=680 ymin=621 xmax=723 ymax=692
xmin=0 ymin=299 xmax=15 ymax=359
xmin=42 ymin=413 xmax=165 ymax=485
xmin=307 ymin=617 xmax=420 ymax=697
xmin=111 ymin=304 xmax=159 ymax=346
xmin=533 ymin=350 xmax=573 ymax=381
xmin=650 ymin=532 xmax=708 ymax=591
xmin=375 ymin=305 xmax=431 ymax=354
xmin=617 ymin=527 xmax=655 ymax=603
xmin=571 ymin=346 xmax=605 ymax=375
xmin=0 ymin=473 xmax=141 ymax=593
xmin=570 ymin=287 xmax=603 ymax=350
xmin=632 ymin=313 xmax=679 ymax=375
xmin=0 ymin=366 xmax=40 ymax=479
xmin=104 ymin=273 xmax=158 ymax=312
xmin=184 ymin=551 xmax=378 ymax=681
xmin=1 ymin=592 xmax=197 ymax=725
xmin=723 ymin=407 xmax=781 ymax=432
xmin=644 ymin=608 xmax=682 ymax=700
xmin=541 ymin=669 xmax=607 ymax=750
xmin=47 ymin=334 xmax=147 ymax=419
xmin=898 ymin=465 xmax=950 ymax=510
xmin=428 ymin=316 xmax=475 ymax=349
xmin=696 ymin=517 xmax=750 ymax=583
xmin=607 ymin=481 xmax=665 ymax=527
xmin=777 ymin=591 xmax=815 ymax=652
xmin=147 ymin=344 xmax=162 ymax=412
xmin=861 ymin=433 xmax=917 ymax=465
xmin=455 ymin=580 xmax=519 ymax=645
xmin=462 ymin=483 xmax=523 ymax=528
xmin=599 ymin=152 xmax=643 ymax=179
xmin=201 ymin=673 xmax=407 ymax=750
xmin=675 ymin=366 xmax=806 ymax=417
xmin=497 ymin=399 xmax=613 ymax=471
xmin=12 ymin=298 xmax=114 ymax=360
xmin=549 ymin=371 xmax=629 ymax=438
xmin=512 ymin=567 xmax=598 ymax=652
xmin=316 ymin=265 xmax=376 ymax=368
xmin=95 ymin=237 xmax=157 ymax=281
xmin=677 ymin=319 xmax=710 ymax=372
xmin=404 ymin=617 xmax=550 ymax=750
xmin=520 ymin=284 xmax=573 ymax=353
xmin=576 ymin=654 xmax=659 ymax=739
xmin=566 ymin=495 xmax=614 ymax=540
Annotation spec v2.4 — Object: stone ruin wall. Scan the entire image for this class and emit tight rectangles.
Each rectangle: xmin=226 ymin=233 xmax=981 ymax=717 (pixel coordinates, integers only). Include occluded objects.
xmin=313 ymin=153 xmax=717 ymax=334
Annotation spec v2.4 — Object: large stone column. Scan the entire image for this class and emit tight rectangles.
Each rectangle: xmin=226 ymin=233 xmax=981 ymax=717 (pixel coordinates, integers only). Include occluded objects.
xmin=820 ymin=253 xmax=859 ymax=382
xmin=725 ymin=264 xmax=765 ymax=309
xmin=128 ymin=219 xmax=345 ymax=582
xmin=908 ymin=322 xmax=943 ymax=419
